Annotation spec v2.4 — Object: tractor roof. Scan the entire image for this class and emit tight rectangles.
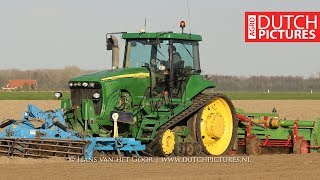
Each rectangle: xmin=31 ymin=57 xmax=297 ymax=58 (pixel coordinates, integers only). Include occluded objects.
xmin=122 ymin=32 xmax=202 ymax=41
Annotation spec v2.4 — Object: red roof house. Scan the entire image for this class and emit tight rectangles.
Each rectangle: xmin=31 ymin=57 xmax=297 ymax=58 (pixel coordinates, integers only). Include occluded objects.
xmin=2 ymin=80 xmax=38 ymax=90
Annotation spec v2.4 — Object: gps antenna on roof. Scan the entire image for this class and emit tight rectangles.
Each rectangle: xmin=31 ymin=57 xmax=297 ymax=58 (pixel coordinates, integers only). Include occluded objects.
xmin=140 ymin=17 xmax=147 ymax=33
xmin=187 ymin=0 xmax=192 ymax=34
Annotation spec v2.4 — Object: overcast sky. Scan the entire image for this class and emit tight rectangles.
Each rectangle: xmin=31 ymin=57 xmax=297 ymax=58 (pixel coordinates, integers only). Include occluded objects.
xmin=0 ymin=0 xmax=320 ymax=76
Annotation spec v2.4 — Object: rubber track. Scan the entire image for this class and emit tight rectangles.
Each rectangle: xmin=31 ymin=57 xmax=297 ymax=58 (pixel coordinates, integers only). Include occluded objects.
xmin=147 ymin=93 xmax=222 ymax=155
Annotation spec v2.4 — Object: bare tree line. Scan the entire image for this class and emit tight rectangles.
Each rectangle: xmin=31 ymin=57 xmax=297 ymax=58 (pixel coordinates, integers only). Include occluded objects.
xmin=0 ymin=66 xmax=96 ymax=91
xmin=0 ymin=67 xmax=319 ymax=91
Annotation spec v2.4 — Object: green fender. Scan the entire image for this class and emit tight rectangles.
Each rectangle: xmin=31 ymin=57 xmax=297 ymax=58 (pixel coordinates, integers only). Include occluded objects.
xmin=184 ymin=74 xmax=215 ymax=101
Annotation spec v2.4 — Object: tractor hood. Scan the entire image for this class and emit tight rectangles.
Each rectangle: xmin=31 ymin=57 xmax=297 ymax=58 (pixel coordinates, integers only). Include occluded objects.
xmin=70 ymin=67 xmax=150 ymax=83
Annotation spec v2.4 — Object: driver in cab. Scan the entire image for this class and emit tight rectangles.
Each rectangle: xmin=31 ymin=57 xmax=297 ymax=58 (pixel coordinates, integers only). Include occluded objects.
xmin=155 ymin=46 xmax=183 ymax=71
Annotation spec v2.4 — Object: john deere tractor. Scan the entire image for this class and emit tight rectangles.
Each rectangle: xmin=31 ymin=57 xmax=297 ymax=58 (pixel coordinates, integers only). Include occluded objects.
xmin=61 ymin=23 xmax=238 ymax=156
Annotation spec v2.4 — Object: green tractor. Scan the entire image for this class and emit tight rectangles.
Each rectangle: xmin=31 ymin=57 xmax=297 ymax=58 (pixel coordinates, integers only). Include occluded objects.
xmin=61 ymin=24 xmax=238 ymax=156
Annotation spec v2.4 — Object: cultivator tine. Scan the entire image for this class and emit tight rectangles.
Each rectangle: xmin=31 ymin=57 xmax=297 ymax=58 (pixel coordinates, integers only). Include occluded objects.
xmin=0 ymin=139 xmax=14 ymax=156
xmin=0 ymin=138 xmax=88 ymax=158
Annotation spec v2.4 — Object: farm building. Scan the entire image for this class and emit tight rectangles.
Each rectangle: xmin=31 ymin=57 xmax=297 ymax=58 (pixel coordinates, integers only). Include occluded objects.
xmin=2 ymin=79 xmax=38 ymax=91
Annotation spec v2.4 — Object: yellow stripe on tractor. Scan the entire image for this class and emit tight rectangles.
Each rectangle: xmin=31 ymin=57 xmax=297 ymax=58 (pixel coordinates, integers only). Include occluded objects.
xmin=101 ymin=73 xmax=150 ymax=81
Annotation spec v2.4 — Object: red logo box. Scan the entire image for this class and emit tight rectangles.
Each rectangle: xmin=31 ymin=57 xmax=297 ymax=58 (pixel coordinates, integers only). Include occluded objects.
xmin=245 ymin=12 xmax=320 ymax=42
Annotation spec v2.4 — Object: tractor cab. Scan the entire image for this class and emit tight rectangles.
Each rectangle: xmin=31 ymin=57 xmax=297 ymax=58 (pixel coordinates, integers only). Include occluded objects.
xmin=121 ymin=32 xmax=202 ymax=98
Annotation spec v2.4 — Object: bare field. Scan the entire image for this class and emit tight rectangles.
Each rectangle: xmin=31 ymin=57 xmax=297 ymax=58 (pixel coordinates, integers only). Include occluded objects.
xmin=0 ymin=100 xmax=319 ymax=179
xmin=1 ymin=100 xmax=320 ymax=120
xmin=233 ymin=100 xmax=320 ymax=120
xmin=0 ymin=154 xmax=319 ymax=180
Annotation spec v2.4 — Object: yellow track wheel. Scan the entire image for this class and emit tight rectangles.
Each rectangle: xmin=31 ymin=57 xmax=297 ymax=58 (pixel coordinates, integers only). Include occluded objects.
xmin=159 ymin=129 xmax=175 ymax=156
xmin=196 ymin=94 xmax=237 ymax=155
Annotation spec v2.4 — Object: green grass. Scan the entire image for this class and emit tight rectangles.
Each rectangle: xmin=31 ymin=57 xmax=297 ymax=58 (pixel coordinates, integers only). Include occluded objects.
xmin=0 ymin=91 xmax=70 ymax=100
xmin=0 ymin=91 xmax=319 ymax=100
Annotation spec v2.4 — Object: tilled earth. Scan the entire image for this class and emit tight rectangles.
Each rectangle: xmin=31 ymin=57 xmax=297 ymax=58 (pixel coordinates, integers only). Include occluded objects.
xmin=0 ymin=100 xmax=319 ymax=180
xmin=1 ymin=100 xmax=320 ymax=120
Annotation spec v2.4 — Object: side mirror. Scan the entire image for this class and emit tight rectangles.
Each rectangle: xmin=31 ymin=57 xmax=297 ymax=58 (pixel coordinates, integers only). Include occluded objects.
xmin=106 ymin=38 xmax=113 ymax=50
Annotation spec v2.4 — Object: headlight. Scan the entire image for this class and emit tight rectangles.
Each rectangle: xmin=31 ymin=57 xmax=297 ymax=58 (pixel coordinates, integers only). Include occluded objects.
xmin=82 ymin=82 xmax=88 ymax=87
xmin=89 ymin=82 xmax=95 ymax=88
xmin=54 ymin=92 xmax=62 ymax=99
xmin=68 ymin=82 xmax=73 ymax=87
xmin=93 ymin=93 xmax=100 ymax=99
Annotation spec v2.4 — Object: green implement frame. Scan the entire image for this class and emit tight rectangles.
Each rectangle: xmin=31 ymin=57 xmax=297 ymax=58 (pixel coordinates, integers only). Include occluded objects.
xmin=236 ymin=108 xmax=320 ymax=154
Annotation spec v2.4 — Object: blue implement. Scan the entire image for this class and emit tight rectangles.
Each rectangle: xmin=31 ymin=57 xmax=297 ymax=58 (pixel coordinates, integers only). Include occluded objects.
xmin=0 ymin=104 xmax=145 ymax=159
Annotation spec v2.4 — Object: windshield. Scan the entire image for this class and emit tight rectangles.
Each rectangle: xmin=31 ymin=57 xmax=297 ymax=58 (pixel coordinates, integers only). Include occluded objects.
xmin=124 ymin=39 xmax=169 ymax=68
xmin=173 ymin=40 xmax=200 ymax=70
xmin=124 ymin=39 xmax=200 ymax=71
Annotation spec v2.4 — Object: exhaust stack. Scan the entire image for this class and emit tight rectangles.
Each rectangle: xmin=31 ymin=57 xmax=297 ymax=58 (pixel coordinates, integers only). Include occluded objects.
xmin=107 ymin=35 xmax=119 ymax=69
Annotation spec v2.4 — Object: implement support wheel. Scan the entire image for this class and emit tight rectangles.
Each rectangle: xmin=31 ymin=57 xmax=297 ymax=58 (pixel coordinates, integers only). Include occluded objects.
xmin=293 ymin=139 xmax=309 ymax=154
xmin=246 ymin=136 xmax=262 ymax=155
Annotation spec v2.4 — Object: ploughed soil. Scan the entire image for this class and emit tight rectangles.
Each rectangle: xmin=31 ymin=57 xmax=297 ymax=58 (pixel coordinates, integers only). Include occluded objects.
xmin=0 ymin=100 xmax=319 ymax=180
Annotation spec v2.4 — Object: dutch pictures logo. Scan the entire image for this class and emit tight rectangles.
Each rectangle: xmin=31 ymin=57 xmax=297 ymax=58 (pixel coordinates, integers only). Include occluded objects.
xmin=245 ymin=12 xmax=320 ymax=42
